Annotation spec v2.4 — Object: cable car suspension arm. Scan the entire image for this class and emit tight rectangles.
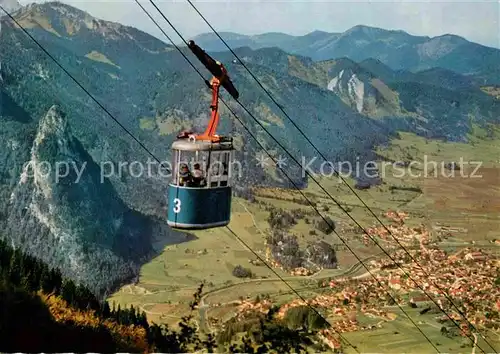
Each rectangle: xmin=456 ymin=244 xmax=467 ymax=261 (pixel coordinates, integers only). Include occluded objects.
xmin=186 ymin=40 xmax=239 ymax=142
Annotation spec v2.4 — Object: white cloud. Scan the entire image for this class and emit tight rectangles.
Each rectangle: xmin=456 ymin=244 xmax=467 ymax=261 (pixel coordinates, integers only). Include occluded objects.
xmin=17 ymin=0 xmax=500 ymax=48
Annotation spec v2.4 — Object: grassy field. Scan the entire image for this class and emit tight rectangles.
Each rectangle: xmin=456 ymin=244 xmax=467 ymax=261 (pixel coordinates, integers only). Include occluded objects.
xmin=374 ymin=130 xmax=500 ymax=244
xmin=109 ymin=129 xmax=500 ymax=346
xmin=108 ymin=192 xmax=379 ymax=328
xmin=343 ymin=306 xmax=500 ymax=353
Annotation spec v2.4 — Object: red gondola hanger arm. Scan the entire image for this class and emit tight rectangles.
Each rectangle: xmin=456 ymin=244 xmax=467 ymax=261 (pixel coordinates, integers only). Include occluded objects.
xmin=185 ymin=40 xmax=239 ymax=143
xmin=196 ymin=64 xmax=226 ymax=142
xmin=179 ymin=76 xmax=222 ymax=142
xmin=196 ymin=77 xmax=220 ymax=140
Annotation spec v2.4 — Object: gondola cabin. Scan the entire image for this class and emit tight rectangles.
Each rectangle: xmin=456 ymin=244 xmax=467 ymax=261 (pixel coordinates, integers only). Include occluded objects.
xmin=167 ymin=137 xmax=234 ymax=229
xmin=166 ymin=40 xmax=239 ymax=230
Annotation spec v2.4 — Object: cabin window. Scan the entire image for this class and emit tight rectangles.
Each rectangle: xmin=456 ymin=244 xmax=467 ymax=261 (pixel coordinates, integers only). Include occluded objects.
xmin=172 ymin=149 xmax=209 ymax=188
xmin=171 ymin=148 xmax=233 ymax=188
xmin=207 ymin=150 xmax=232 ymax=188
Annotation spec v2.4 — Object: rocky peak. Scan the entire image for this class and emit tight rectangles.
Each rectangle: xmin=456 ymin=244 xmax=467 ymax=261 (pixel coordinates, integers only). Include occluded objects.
xmin=12 ymin=1 xmax=169 ymax=53
xmin=34 ymin=105 xmax=69 ymax=144
xmin=417 ymin=34 xmax=468 ymax=60
xmin=6 ymin=105 xmax=156 ymax=295
xmin=29 ymin=105 xmax=77 ymax=193
xmin=14 ymin=1 xmax=116 ymax=37
xmin=325 ymin=59 xmax=404 ymax=117
xmin=340 ymin=25 xmax=405 ymax=43
xmin=343 ymin=25 xmax=382 ymax=36
xmin=326 ymin=59 xmax=373 ymax=113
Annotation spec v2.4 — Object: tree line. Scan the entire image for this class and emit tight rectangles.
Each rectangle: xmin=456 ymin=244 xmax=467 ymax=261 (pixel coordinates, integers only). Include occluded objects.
xmin=0 ymin=238 xmax=337 ymax=352
xmin=0 ymin=238 xmax=143 ymax=323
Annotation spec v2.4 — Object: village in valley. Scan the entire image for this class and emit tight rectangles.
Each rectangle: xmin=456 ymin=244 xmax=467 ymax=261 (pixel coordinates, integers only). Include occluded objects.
xmin=109 ymin=130 xmax=500 ymax=352
xmin=206 ymin=209 xmax=500 ymax=351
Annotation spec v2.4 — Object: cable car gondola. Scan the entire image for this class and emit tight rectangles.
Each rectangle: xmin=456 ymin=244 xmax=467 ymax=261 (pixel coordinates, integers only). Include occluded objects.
xmin=167 ymin=41 xmax=239 ymax=230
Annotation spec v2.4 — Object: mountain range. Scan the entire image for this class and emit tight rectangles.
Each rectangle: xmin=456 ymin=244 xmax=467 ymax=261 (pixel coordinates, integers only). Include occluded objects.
xmin=1 ymin=1 xmax=499 ymax=294
xmin=194 ymin=27 xmax=500 ymax=85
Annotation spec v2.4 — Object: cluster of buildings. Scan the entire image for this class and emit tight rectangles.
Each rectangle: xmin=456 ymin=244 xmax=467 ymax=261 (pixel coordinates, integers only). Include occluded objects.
xmin=263 ymin=242 xmax=318 ymax=276
xmin=384 ymin=210 xmax=409 ymax=222
xmin=235 ymin=299 xmax=272 ymax=319
xmin=221 ymin=209 xmax=499 ymax=350
xmin=289 ymin=267 xmax=314 ymax=276
xmin=364 ymin=222 xmax=430 ymax=249
xmin=305 ymin=241 xmax=498 ymax=348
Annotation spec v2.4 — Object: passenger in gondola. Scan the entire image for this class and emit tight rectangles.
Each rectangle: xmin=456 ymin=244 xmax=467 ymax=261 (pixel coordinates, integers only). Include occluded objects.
xmin=178 ymin=163 xmax=192 ymax=186
xmin=192 ymin=163 xmax=206 ymax=187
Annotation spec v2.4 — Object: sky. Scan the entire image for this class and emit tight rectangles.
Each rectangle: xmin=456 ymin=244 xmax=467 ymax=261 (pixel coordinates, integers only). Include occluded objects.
xmin=17 ymin=0 xmax=500 ymax=48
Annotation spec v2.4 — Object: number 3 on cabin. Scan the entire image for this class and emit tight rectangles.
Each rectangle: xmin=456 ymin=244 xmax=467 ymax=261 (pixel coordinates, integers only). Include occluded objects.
xmin=173 ymin=198 xmax=181 ymax=213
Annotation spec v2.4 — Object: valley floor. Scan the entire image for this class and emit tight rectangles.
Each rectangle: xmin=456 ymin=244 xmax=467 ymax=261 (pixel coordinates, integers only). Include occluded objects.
xmin=108 ymin=131 xmax=500 ymax=352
